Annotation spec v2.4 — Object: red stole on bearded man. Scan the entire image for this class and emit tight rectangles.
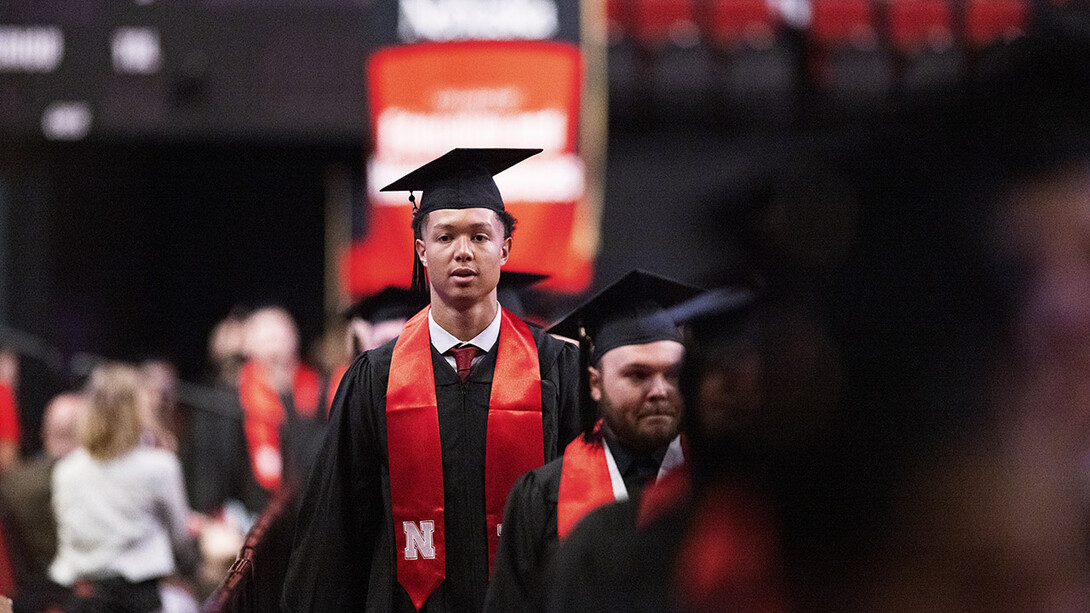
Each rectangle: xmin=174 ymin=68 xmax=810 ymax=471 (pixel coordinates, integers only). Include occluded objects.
xmin=559 ymin=423 xmax=687 ymax=539
xmin=238 ymin=360 xmax=321 ymax=491
xmin=386 ymin=306 xmax=543 ymax=610
xmin=556 ymin=425 xmax=616 ymax=540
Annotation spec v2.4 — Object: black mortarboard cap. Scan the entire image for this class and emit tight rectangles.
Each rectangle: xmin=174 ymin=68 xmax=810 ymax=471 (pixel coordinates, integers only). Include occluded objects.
xmin=548 ymin=270 xmax=704 ymax=363
xmin=380 ymin=147 xmax=542 ymax=216
xmin=343 ymin=286 xmax=428 ymax=324
xmin=498 ymin=270 xmax=549 ymax=319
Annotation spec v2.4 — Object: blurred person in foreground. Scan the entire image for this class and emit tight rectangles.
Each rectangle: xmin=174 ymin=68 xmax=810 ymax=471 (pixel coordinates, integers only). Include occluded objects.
xmin=283 ymin=148 xmax=581 ymax=612
xmin=550 ymin=18 xmax=1090 ymax=612
xmin=49 ymin=363 xmax=197 ymax=613
xmin=484 ymin=270 xmax=701 ymax=613
xmin=0 ymin=392 xmax=86 ymax=613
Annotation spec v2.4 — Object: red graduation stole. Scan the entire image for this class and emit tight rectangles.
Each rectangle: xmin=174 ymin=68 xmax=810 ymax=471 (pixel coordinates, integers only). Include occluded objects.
xmin=672 ymin=484 xmax=786 ymax=613
xmin=0 ymin=383 xmax=19 ymax=444
xmin=636 ymin=469 xmax=787 ymax=613
xmin=386 ymin=306 xmax=543 ymax=610
xmin=556 ymin=422 xmax=616 ymax=540
xmin=238 ymin=360 xmax=322 ymax=491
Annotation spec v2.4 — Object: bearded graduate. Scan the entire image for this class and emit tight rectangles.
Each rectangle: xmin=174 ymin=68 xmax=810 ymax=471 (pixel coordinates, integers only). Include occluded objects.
xmin=282 ymin=148 xmax=582 ymax=612
xmin=483 ymin=270 xmax=702 ymax=613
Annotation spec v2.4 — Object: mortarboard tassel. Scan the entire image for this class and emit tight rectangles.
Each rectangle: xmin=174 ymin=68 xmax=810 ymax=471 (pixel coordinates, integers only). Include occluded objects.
xmin=579 ymin=326 xmax=599 ymax=442
xmin=409 ymin=192 xmax=429 ymax=295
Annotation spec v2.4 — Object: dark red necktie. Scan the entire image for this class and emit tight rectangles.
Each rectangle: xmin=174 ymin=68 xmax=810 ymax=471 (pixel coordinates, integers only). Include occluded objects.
xmin=448 ymin=344 xmax=481 ymax=384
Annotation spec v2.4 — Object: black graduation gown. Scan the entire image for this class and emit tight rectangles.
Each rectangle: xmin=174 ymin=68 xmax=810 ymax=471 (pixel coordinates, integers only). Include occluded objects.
xmin=483 ymin=455 xmax=564 ymax=613
xmin=185 ymin=398 xmax=269 ymax=514
xmin=546 ymin=498 xmax=685 ymax=613
xmin=282 ymin=324 xmax=581 ymax=613
xmin=484 ymin=437 xmax=670 ymax=613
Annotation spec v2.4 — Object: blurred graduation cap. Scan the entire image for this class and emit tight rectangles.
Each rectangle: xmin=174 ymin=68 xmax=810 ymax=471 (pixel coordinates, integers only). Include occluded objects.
xmin=665 ymin=286 xmax=757 ymax=329
xmin=380 ymin=147 xmax=543 ymax=292
xmin=498 ymin=270 xmax=549 ymax=320
xmin=549 ymin=269 xmax=704 ymax=363
xmin=666 ymin=285 xmax=760 ymax=357
xmin=343 ymin=286 xmax=428 ymax=324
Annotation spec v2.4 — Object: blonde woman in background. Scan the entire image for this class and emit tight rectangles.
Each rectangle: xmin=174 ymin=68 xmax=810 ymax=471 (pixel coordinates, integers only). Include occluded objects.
xmin=49 ymin=362 xmax=197 ymax=613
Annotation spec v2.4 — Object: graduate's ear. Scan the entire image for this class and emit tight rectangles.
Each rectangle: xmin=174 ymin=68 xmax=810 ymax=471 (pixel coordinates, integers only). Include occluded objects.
xmin=588 ymin=365 xmax=602 ymax=403
xmin=415 ymin=238 xmax=428 ymax=269
xmin=500 ymin=236 xmax=511 ymax=265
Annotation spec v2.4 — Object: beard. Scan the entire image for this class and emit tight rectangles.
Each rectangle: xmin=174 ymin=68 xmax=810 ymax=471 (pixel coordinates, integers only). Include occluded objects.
xmin=599 ymin=392 xmax=681 ymax=454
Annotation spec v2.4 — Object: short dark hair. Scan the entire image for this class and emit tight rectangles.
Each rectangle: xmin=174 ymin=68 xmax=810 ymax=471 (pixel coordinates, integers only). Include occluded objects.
xmin=411 ymin=209 xmax=517 ymax=241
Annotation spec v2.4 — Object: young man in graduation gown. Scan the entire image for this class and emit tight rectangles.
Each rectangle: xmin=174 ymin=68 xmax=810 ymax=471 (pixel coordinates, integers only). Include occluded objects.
xmin=484 ymin=270 xmax=701 ymax=613
xmin=282 ymin=148 xmax=582 ymax=613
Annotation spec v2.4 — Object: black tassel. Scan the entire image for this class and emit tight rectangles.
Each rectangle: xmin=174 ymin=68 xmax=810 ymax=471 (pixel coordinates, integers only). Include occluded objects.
xmin=579 ymin=327 xmax=599 ymax=442
xmin=411 ymin=253 xmax=428 ymax=295
xmin=409 ymin=191 xmax=429 ymax=295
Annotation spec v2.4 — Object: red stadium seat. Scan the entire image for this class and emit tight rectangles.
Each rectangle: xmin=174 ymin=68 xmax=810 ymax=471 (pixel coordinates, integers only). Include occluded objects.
xmin=810 ymin=0 xmax=877 ymax=47
xmin=631 ymin=0 xmax=701 ymax=47
xmin=808 ymin=0 xmax=894 ymax=111
xmin=607 ymin=0 xmax=632 ymax=42
xmin=965 ymin=0 xmax=1028 ymax=47
xmin=705 ymin=0 xmax=779 ymax=49
xmin=887 ymin=0 xmax=954 ymax=52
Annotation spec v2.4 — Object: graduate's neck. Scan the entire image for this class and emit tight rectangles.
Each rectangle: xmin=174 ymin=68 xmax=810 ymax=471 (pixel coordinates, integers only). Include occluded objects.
xmin=430 ymin=291 xmax=499 ymax=342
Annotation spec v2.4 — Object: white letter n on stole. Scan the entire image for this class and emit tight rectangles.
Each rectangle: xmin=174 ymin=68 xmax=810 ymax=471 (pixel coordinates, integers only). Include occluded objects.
xmin=403 ymin=520 xmax=437 ymax=560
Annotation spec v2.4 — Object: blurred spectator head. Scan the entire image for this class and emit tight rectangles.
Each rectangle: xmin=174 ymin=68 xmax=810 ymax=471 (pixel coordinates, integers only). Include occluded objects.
xmin=243 ymin=306 xmax=299 ymax=369
xmin=82 ymin=362 xmax=146 ymax=461
xmin=207 ymin=307 xmax=248 ymax=387
xmin=139 ymin=358 xmax=181 ymax=451
xmin=343 ymin=287 xmax=427 ymax=355
xmin=41 ymin=392 xmax=88 ymax=459
xmin=139 ymin=359 xmax=178 ymax=421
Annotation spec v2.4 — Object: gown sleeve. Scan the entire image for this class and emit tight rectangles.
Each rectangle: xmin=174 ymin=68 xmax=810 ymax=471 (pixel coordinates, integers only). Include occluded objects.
xmin=545 ymin=500 xmax=642 ymax=613
xmin=281 ymin=352 xmax=385 ymax=612
xmin=483 ymin=460 xmax=562 ymax=613
xmin=553 ymin=340 xmax=583 ymax=453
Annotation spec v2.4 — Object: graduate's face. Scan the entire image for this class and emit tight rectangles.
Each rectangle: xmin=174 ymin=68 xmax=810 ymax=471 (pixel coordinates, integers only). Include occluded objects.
xmin=416 ymin=208 xmax=511 ymax=309
xmin=590 ymin=340 xmax=685 ymax=453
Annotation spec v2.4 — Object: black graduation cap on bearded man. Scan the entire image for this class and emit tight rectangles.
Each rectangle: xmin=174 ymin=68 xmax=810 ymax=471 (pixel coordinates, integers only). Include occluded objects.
xmin=547 ymin=270 xmax=704 ymax=438
xmin=380 ymin=148 xmax=543 ymax=293
xmin=343 ymin=286 xmax=428 ymax=325
xmin=498 ymin=270 xmax=549 ymax=320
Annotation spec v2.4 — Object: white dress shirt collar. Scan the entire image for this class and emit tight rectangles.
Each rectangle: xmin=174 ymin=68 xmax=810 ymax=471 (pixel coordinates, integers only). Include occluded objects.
xmin=428 ymin=304 xmax=502 ymax=355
